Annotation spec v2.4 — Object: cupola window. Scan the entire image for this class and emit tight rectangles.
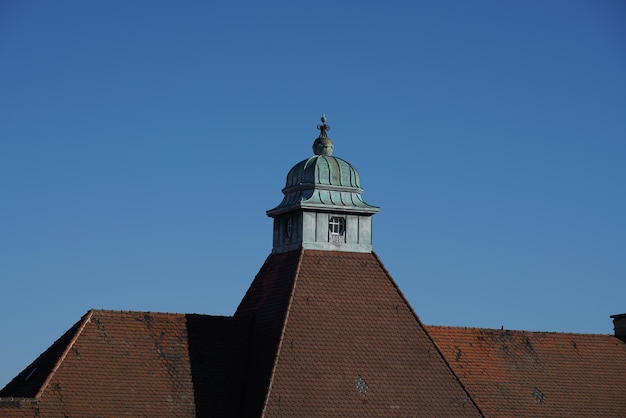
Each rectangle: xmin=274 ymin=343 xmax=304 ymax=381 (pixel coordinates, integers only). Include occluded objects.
xmin=329 ymin=216 xmax=345 ymax=236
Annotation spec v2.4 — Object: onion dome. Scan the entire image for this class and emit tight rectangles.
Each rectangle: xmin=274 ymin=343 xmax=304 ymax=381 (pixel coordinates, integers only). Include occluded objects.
xmin=267 ymin=115 xmax=379 ymax=217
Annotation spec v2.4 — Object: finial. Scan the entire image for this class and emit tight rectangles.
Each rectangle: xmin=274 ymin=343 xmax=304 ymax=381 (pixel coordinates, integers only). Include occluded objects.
xmin=313 ymin=114 xmax=334 ymax=156
xmin=317 ymin=113 xmax=330 ymax=138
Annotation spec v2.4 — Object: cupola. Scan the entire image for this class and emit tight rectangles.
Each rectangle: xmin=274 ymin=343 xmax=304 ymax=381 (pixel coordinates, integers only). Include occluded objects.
xmin=267 ymin=115 xmax=379 ymax=253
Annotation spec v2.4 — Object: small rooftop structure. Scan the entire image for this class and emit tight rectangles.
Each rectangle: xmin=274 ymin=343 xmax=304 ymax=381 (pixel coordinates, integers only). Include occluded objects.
xmin=267 ymin=115 xmax=378 ymax=253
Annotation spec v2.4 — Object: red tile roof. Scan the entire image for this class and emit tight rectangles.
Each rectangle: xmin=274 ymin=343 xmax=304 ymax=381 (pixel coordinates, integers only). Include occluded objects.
xmin=8 ymin=248 xmax=622 ymax=417
xmin=234 ymin=249 xmax=305 ymax=415
xmin=1 ymin=310 xmax=250 ymax=417
xmin=235 ymin=249 xmax=483 ymax=416
xmin=426 ymin=326 xmax=626 ymax=417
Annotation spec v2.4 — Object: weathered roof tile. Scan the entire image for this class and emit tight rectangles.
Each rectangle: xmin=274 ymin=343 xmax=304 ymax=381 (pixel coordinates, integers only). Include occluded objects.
xmin=427 ymin=326 xmax=626 ymax=417
xmin=1 ymin=310 xmax=251 ymax=417
xmin=236 ymin=249 xmax=482 ymax=416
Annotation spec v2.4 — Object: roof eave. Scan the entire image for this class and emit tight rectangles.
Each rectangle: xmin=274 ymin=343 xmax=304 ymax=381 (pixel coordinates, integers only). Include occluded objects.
xmin=267 ymin=203 xmax=380 ymax=217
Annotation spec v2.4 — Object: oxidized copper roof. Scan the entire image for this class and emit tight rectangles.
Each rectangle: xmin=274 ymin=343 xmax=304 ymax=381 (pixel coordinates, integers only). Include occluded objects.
xmin=267 ymin=117 xmax=378 ymax=217
xmin=267 ymin=155 xmax=379 ymax=216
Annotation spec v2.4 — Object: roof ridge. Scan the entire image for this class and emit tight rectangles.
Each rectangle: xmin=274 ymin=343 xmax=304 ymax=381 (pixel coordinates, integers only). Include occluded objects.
xmin=35 ymin=310 xmax=95 ymax=398
xmin=89 ymin=308 xmax=194 ymax=316
xmin=426 ymin=324 xmax=614 ymax=336
xmin=0 ymin=396 xmax=36 ymax=401
xmin=260 ymin=247 xmax=305 ymax=416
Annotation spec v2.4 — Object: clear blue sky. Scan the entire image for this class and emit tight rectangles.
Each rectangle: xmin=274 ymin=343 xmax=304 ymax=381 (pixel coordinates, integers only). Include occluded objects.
xmin=1 ymin=1 xmax=624 ymax=387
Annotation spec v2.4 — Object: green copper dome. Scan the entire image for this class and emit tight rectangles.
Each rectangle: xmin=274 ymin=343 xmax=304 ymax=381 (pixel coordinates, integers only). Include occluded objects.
xmin=286 ymin=155 xmax=361 ymax=190
xmin=266 ymin=154 xmax=379 ymax=216
xmin=267 ymin=116 xmax=378 ymax=217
